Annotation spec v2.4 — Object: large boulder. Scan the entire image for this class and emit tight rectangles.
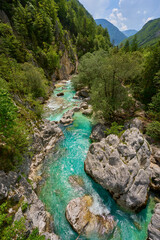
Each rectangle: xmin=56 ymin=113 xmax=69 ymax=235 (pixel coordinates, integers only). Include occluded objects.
xmin=66 ymin=195 xmax=115 ymax=237
xmin=60 ymin=109 xmax=74 ymax=125
xmin=85 ymin=128 xmax=152 ymax=212
xmin=82 ymin=108 xmax=93 ymax=116
xmin=148 ymin=203 xmax=160 ymax=240
xmin=78 ymin=89 xmax=89 ymax=98
xmin=124 ymin=118 xmax=144 ymax=132
xmin=90 ymin=123 xmax=107 ymax=142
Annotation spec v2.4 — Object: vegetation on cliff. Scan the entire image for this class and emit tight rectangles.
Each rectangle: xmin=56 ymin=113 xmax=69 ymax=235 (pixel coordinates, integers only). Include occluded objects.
xmin=73 ymin=42 xmax=160 ymax=138
xmin=0 ymin=0 xmax=111 ymax=171
xmin=121 ymin=18 xmax=160 ymax=48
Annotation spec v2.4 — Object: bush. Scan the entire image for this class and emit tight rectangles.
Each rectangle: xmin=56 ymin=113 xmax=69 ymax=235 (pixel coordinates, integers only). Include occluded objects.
xmin=146 ymin=121 xmax=160 ymax=140
xmin=105 ymin=122 xmax=124 ymax=136
xmin=0 ymin=88 xmax=29 ymax=171
xmin=22 ymin=63 xmax=48 ymax=99
xmin=149 ymin=92 xmax=160 ymax=113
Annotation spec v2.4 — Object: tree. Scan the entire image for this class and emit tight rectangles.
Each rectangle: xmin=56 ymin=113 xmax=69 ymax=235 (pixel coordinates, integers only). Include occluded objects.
xmin=0 ymin=88 xmax=17 ymax=136
xmin=72 ymin=50 xmax=135 ymax=119
xmin=124 ymin=39 xmax=130 ymax=52
xmin=131 ymin=35 xmax=138 ymax=52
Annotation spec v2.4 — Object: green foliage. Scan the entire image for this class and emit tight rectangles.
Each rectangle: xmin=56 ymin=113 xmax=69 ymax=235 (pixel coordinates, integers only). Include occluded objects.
xmin=21 ymin=63 xmax=48 ymax=99
xmin=0 ymin=88 xmax=29 ymax=171
xmin=73 ymin=50 xmax=137 ymax=119
xmin=21 ymin=202 xmax=28 ymax=213
xmin=131 ymin=35 xmax=138 ymax=52
xmin=149 ymin=92 xmax=160 ymax=112
xmin=0 ymin=89 xmax=17 ymax=135
xmin=46 ymin=46 xmax=60 ymax=75
xmin=124 ymin=40 xmax=130 ymax=52
xmin=0 ymin=201 xmax=45 ymax=240
xmin=0 ymin=201 xmax=26 ymax=240
xmin=120 ymin=18 xmax=160 ymax=48
xmin=142 ymin=44 xmax=160 ymax=104
xmin=105 ymin=122 xmax=123 ymax=136
xmin=26 ymin=228 xmax=45 ymax=240
xmin=146 ymin=121 xmax=160 ymax=140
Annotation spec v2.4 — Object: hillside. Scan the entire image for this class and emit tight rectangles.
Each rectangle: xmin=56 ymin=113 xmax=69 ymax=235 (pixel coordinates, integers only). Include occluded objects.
xmin=122 ymin=29 xmax=138 ymax=37
xmin=121 ymin=18 xmax=160 ymax=47
xmin=95 ymin=18 xmax=127 ymax=45
xmin=0 ymin=0 xmax=111 ymax=171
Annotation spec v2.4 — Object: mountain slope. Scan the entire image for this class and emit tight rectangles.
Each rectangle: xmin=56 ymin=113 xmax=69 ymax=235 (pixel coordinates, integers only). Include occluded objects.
xmin=95 ymin=18 xmax=127 ymax=45
xmin=122 ymin=29 xmax=137 ymax=37
xmin=122 ymin=18 xmax=160 ymax=47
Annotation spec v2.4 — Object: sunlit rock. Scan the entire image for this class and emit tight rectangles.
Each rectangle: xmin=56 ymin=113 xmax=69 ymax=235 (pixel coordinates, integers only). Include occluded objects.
xmin=85 ymin=128 xmax=152 ymax=212
xmin=66 ymin=195 xmax=115 ymax=237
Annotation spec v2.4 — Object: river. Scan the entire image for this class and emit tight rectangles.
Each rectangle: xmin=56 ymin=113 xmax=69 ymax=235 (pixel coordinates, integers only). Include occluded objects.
xmin=40 ymin=80 xmax=155 ymax=240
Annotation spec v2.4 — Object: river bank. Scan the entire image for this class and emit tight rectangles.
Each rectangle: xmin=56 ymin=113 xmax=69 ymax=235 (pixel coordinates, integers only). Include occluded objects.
xmin=38 ymin=80 xmax=158 ymax=240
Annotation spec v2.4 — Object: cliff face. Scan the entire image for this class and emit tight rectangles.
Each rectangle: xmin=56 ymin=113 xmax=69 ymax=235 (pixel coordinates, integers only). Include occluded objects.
xmin=56 ymin=50 xmax=78 ymax=80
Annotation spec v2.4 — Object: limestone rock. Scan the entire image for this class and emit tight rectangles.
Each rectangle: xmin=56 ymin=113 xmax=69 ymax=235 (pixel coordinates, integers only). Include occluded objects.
xmin=60 ymin=107 xmax=81 ymax=125
xmin=80 ymin=102 xmax=88 ymax=109
xmin=68 ymin=175 xmax=85 ymax=192
xmin=78 ymin=89 xmax=89 ymax=98
xmin=148 ymin=203 xmax=160 ymax=240
xmin=150 ymin=163 xmax=160 ymax=191
xmin=124 ymin=118 xmax=144 ymax=132
xmin=66 ymin=196 xmax=115 ymax=237
xmin=90 ymin=123 xmax=107 ymax=142
xmin=42 ymin=232 xmax=60 ymax=240
xmin=0 ymin=171 xmax=18 ymax=201
xmin=151 ymin=145 xmax=160 ymax=164
xmin=85 ymin=128 xmax=151 ymax=212
xmin=82 ymin=108 xmax=93 ymax=116
xmin=29 ymin=120 xmax=63 ymax=183
xmin=57 ymin=92 xmax=64 ymax=97
xmin=60 ymin=109 xmax=74 ymax=125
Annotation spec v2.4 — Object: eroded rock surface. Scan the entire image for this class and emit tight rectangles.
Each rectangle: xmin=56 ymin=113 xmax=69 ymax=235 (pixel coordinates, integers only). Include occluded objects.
xmin=90 ymin=123 xmax=107 ymax=142
xmin=148 ymin=203 xmax=160 ymax=240
xmin=66 ymin=195 xmax=115 ymax=237
xmin=29 ymin=120 xmax=63 ymax=185
xmin=85 ymin=128 xmax=151 ymax=212
xmin=150 ymin=163 xmax=160 ymax=191
xmin=0 ymin=171 xmax=59 ymax=240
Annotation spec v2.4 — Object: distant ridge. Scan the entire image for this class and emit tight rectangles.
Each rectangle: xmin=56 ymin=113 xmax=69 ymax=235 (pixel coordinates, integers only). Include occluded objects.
xmin=95 ymin=19 xmax=127 ymax=45
xmin=122 ymin=29 xmax=138 ymax=37
xmin=121 ymin=18 xmax=160 ymax=47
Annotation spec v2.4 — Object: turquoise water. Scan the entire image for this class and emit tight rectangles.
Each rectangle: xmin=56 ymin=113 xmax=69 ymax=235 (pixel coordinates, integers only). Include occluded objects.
xmin=40 ymin=81 xmax=155 ymax=240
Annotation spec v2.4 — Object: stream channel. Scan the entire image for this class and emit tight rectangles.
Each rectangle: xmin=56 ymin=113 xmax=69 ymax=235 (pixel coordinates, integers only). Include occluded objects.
xmin=39 ymin=80 xmax=156 ymax=240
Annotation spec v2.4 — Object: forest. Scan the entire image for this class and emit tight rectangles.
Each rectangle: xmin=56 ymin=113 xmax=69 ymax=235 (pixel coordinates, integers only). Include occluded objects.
xmin=0 ymin=0 xmax=160 ymax=239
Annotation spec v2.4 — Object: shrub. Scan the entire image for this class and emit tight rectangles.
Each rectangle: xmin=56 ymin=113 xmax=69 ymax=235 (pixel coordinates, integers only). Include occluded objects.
xmin=105 ymin=122 xmax=124 ymax=136
xmin=149 ymin=92 xmax=160 ymax=113
xmin=146 ymin=121 xmax=160 ymax=140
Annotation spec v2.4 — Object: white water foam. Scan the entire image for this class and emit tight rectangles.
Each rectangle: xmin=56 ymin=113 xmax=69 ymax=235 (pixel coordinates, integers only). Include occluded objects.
xmin=89 ymin=193 xmax=110 ymax=216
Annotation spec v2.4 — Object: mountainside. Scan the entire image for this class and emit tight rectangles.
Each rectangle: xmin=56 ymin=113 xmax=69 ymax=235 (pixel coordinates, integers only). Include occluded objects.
xmin=122 ymin=29 xmax=138 ymax=37
xmin=95 ymin=18 xmax=127 ymax=45
xmin=122 ymin=18 xmax=160 ymax=47
xmin=0 ymin=0 xmax=111 ymax=166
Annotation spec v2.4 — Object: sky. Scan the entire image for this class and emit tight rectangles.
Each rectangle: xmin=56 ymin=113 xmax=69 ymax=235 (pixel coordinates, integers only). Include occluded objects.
xmin=79 ymin=0 xmax=160 ymax=31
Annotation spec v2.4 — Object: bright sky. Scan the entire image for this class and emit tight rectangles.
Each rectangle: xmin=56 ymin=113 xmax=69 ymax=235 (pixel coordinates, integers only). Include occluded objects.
xmin=79 ymin=0 xmax=160 ymax=31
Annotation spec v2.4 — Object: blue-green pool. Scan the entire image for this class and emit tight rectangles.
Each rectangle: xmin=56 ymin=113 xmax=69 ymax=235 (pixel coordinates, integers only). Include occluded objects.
xmin=40 ymin=81 xmax=155 ymax=240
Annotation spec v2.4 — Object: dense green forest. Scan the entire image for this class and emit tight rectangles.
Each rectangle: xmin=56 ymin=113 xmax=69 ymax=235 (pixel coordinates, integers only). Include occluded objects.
xmin=121 ymin=18 xmax=160 ymax=47
xmin=73 ymin=43 xmax=160 ymax=139
xmin=0 ymin=0 xmax=111 ymax=172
